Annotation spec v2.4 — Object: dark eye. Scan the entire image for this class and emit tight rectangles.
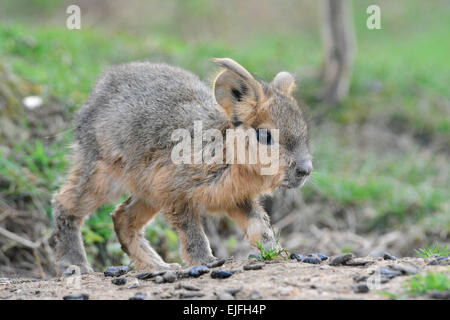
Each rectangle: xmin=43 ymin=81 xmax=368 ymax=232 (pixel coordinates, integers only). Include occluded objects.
xmin=256 ymin=129 xmax=272 ymax=145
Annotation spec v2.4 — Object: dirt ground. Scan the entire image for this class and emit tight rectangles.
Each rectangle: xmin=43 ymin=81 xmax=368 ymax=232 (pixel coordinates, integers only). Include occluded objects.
xmin=1 ymin=255 xmax=448 ymax=300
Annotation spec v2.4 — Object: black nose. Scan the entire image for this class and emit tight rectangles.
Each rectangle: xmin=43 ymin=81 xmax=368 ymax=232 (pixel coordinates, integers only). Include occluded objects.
xmin=295 ymin=159 xmax=313 ymax=178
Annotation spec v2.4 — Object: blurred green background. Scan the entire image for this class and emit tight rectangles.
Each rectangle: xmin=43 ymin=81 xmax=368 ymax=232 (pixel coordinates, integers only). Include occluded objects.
xmin=0 ymin=0 xmax=448 ymax=277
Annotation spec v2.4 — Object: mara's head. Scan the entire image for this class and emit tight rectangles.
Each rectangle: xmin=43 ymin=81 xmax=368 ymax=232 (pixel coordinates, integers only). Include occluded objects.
xmin=213 ymin=58 xmax=312 ymax=189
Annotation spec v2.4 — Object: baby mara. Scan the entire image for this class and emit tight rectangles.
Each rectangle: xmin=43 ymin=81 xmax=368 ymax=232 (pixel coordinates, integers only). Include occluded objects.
xmin=49 ymin=58 xmax=313 ymax=274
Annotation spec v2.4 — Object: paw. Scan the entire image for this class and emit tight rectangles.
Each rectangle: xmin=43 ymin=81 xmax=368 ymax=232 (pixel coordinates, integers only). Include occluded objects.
xmin=142 ymin=262 xmax=182 ymax=273
xmin=58 ymin=262 xmax=93 ymax=276
xmin=189 ymin=256 xmax=218 ymax=266
xmin=166 ymin=262 xmax=182 ymax=270
xmin=205 ymin=258 xmax=226 ymax=268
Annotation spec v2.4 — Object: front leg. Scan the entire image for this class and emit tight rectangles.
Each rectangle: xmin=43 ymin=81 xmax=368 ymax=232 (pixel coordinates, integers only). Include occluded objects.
xmin=227 ymin=199 xmax=279 ymax=251
xmin=165 ymin=210 xmax=216 ymax=266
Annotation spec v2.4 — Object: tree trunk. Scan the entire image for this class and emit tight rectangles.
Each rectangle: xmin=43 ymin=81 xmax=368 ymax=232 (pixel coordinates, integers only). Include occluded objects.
xmin=319 ymin=0 xmax=355 ymax=104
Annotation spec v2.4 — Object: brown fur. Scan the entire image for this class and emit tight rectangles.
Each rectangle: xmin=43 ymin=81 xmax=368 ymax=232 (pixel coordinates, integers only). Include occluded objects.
xmin=49 ymin=58 xmax=312 ymax=273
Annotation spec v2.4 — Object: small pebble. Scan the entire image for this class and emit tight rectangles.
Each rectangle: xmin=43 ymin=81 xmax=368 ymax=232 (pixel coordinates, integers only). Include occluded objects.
xmin=104 ymin=266 xmax=130 ymax=277
xmin=248 ymin=254 xmax=261 ymax=260
xmin=290 ymin=253 xmax=306 ymax=261
xmin=162 ymin=270 xmax=177 ymax=283
xmin=62 ymin=270 xmax=75 ymax=277
xmin=154 ymin=276 xmax=164 ymax=284
xmin=243 ymin=263 xmax=265 ymax=270
xmin=136 ymin=271 xmax=165 ymax=280
xmin=188 ymin=265 xmax=209 ymax=278
xmin=23 ymin=96 xmax=43 ymax=110
xmin=160 ymin=291 xmax=174 ymax=299
xmin=302 ymin=256 xmax=322 ymax=264
xmin=229 ymin=268 xmax=243 ymax=274
xmin=176 ymin=270 xmax=191 ymax=279
xmin=111 ymin=277 xmax=127 ymax=286
xmin=63 ymin=293 xmax=89 ymax=300
xmin=383 ymin=253 xmax=396 ymax=260
xmin=179 ymin=291 xmax=205 ymax=299
xmin=428 ymin=256 xmax=449 ymax=266
xmin=207 ymin=259 xmax=226 ymax=268
xmin=378 ymin=268 xmax=402 ymax=279
xmin=311 ymin=253 xmax=328 ymax=261
xmin=224 ymin=286 xmax=243 ymax=295
xmin=211 ymin=270 xmax=233 ymax=279
xmin=216 ymin=292 xmax=235 ymax=300
xmin=129 ymin=292 xmax=147 ymax=300
xmin=127 ymin=280 xmax=140 ymax=289
xmin=387 ymin=263 xmax=419 ymax=275
xmin=353 ymin=284 xmax=370 ymax=294
xmin=62 ymin=265 xmax=81 ymax=277
xmin=344 ymin=259 xmax=373 ymax=266
xmin=429 ymin=290 xmax=450 ymax=300
xmin=177 ymin=283 xmax=200 ymax=291
xmin=329 ymin=253 xmax=354 ymax=266
xmin=353 ymin=275 xmax=369 ymax=283
xmin=136 ymin=272 xmax=152 ymax=280
xmin=248 ymin=290 xmax=263 ymax=300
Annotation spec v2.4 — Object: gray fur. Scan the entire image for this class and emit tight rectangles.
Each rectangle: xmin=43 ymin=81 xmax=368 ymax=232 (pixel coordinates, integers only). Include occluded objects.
xmin=50 ymin=59 xmax=311 ymax=273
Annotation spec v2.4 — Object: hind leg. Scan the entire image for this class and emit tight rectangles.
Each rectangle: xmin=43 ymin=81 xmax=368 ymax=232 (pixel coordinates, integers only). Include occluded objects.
xmin=112 ymin=197 xmax=180 ymax=271
xmin=50 ymin=165 xmax=111 ymax=274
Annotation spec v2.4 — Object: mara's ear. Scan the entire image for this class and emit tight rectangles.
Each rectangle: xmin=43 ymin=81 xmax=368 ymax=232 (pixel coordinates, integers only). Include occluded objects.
xmin=212 ymin=58 xmax=263 ymax=124
xmin=271 ymin=71 xmax=296 ymax=96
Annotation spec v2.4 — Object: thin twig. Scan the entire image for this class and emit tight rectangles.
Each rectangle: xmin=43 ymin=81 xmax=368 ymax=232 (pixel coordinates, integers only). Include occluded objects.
xmin=42 ymin=237 xmax=58 ymax=275
xmin=31 ymin=194 xmax=48 ymax=219
xmin=0 ymin=226 xmax=40 ymax=249
xmin=274 ymin=212 xmax=297 ymax=230
xmin=32 ymin=249 xmax=46 ymax=279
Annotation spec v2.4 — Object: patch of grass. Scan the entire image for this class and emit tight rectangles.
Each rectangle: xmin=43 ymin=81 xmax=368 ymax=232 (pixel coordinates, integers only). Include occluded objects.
xmin=0 ymin=140 xmax=68 ymax=204
xmin=414 ymin=243 xmax=449 ymax=258
xmin=301 ymin=0 xmax=450 ymax=233
xmin=376 ymin=291 xmax=398 ymax=300
xmin=225 ymin=236 xmax=237 ymax=251
xmin=256 ymin=241 xmax=280 ymax=261
xmin=255 ymin=229 xmax=289 ymax=261
xmin=341 ymin=246 xmax=354 ymax=254
xmin=0 ymin=24 xmax=320 ymax=110
xmin=83 ymin=203 xmax=116 ymax=244
xmin=0 ymin=24 xmax=156 ymax=109
xmin=304 ymin=131 xmax=450 ymax=231
xmin=405 ymin=273 xmax=450 ymax=296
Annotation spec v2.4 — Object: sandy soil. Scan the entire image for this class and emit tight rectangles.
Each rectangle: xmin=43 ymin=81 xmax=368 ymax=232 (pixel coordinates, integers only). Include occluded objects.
xmin=1 ymin=256 xmax=448 ymax=300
